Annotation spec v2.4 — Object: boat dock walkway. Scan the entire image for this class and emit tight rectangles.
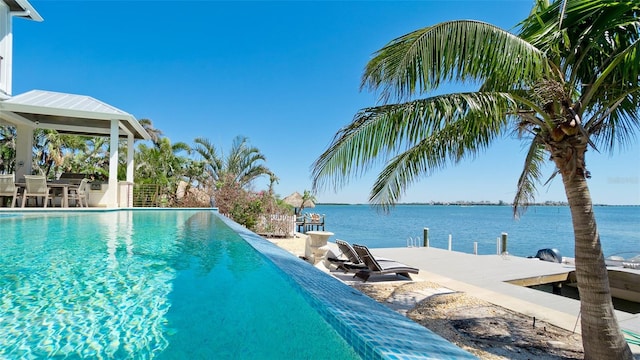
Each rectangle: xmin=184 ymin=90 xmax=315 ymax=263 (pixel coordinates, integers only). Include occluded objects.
xmin=372 ymin=246 xmax=640 ymax=354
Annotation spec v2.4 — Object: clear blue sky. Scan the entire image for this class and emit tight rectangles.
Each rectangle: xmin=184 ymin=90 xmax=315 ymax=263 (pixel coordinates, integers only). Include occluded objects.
xmin=13 ymin=1 xmax=640 ymax=205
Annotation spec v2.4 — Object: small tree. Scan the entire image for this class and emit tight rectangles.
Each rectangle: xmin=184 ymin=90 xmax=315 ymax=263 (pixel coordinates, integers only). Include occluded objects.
xmin=214 ymin=175 xmax=269 ymax=231
xmin=299 ymin=190 xmax=317 ymax=214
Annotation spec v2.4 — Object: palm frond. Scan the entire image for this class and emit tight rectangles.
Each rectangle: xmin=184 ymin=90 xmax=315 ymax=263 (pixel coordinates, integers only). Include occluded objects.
xmin=362 ymin=20 xmax=547 ymax=101
xmin=193 ymin=137 xmax=222 ymax=182
xmin=586 ymin=87 xmax=640 ymax=153
xmin=368 ymin=109 xmax=513 ymax=210
xmin=512 ymin=137 xmax=547 ymax=218
xmin=519 ymin=0 xmax=640 ymax=154
xmin=312 ymin=92 xmax=518 ymax=197
xmin=580 ymin=37 xmax=640 ymax=111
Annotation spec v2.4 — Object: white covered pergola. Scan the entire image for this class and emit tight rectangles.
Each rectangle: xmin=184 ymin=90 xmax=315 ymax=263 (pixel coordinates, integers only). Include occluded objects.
xmin=0 ymin=89 xmax=151 ymax=207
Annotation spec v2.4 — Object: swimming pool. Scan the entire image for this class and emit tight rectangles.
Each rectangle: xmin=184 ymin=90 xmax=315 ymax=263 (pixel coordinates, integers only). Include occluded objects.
xmin=0 ymin=209 xmax=475 ymax=359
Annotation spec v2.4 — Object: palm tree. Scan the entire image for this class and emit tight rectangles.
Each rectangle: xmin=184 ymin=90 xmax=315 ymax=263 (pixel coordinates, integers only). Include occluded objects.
xmin=311 ymin=1 xmax=638 ymax=358
xmin=192 ymin=137 xmax=223 ymax=195
xmin=137 ymin=118 xmax=164 ymax=146
xmin=267 ymin=172 xmax=279 ymax=195
xmin=33 ymin=129 xmax=88 ymax=178
xmin=134 ymin=137 xmax=192 ymax=202
xmin=193 ymin=135 xmax=272 ymax=211
xmin=224 ymin=135 xmax=272 ymax=189
xmin=194 ymin=135 xmax=272 ymax=191
xmin=68 ymin=137 xmax=109 ymax=179
xmin=300 ymin=190 xmax=317 ymax=214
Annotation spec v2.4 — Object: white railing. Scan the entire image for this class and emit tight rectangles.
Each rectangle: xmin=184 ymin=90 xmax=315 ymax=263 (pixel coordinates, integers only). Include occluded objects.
xmin=255 ymin=213 xmax=295 ymax=238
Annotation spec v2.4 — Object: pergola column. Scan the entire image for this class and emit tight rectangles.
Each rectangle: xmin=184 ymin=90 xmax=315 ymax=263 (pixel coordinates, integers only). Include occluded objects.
xmin=126 ymin=133 xmax=134 ymax=182
xmin=107 ymin=119 xmax=119 ymax=207
xmin=14 ymin=124 xmax=32 ymax=179
xmin=117 ymin=133 xmax=135 ymax=208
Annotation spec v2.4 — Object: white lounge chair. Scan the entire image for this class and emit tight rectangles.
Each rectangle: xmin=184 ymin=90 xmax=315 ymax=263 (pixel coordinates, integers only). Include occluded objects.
xmin=0 ymin=174 xmax=20 ymax=208
xmin=68 ymin=178 xmax=90 ymax=207
xmin=22 ymin=175 xmax=51 ymax=208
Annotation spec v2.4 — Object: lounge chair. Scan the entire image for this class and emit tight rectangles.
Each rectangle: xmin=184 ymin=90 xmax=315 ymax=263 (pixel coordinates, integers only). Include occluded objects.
xmin=327 ymin=239 xmax=367 ymax=273
xmin=352 ymin=244 xmax=419 ymax=282
xmin=307 ymin=213 xmax=325 ymax=231
xmin=329 ymin=239 xmax=391 ymax=273
xmin=0 ymin=174 xmax=20 ymax=207
xmin=335 ymin=239 xmax=363 ymax=264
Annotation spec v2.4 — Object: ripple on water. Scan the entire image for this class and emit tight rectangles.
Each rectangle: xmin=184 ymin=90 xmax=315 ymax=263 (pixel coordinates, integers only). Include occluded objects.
xmin=0 ymin=247 xmax=175 ymax=358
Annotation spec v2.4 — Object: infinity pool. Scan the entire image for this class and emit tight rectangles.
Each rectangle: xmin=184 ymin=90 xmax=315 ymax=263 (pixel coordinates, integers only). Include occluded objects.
xmin=0 ymin=209 xmax=475 ymax=359
xmin=0 ymin=210 xmax=361 ymax=359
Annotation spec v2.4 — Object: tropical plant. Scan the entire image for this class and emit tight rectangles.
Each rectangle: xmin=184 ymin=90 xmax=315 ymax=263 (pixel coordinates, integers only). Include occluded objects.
xmin=192 ymin=137 xmax=222 ymax=196
xmin=311 ymin=1 xmax=638 ymax=358
xmin=193 ymin=135 xmax=272 ymax=197
xmin=267 ymin=172 xmax=279 ymax=195
xmin=0 ymin=126 xmax=16 ymax=174
xmin=134 ymin=137 xmax=192 ymax=203
xmin=138 ymin=118 xmax=164 ymax=146
xmin=300 ymin=190 xmax=317 ymax=213
xmin=68 ymin=137 xmax=109 ymax=179
xmin=1 ymin=125 xmax=112 ymax=179
xmin=32 ymin=129 xmax=89 ymax=178
xmin=212 ymin=173 xmax=266 ymax=230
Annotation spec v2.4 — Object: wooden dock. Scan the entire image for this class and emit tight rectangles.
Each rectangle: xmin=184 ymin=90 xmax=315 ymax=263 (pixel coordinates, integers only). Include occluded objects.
xmin=372 ymin=246 xmax=640 ymax=353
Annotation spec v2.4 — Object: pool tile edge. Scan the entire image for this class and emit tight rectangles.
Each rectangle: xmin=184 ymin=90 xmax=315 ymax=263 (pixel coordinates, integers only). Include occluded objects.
xmin=219 ymin=214 xmax=477 ymax=360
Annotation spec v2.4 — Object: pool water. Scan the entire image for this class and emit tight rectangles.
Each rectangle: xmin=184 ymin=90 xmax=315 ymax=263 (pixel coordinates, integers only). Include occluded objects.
xmin=0 ymin=210 xmax=361 ymax=359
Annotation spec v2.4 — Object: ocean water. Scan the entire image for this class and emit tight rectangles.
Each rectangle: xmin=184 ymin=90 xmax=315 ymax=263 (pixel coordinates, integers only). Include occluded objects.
xmin=312 ymin=204 xmax=640 ymax=259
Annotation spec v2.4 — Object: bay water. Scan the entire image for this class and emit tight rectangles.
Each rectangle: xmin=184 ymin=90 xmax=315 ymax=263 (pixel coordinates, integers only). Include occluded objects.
xmin=312 ymin=204 xmax=640 ymax=259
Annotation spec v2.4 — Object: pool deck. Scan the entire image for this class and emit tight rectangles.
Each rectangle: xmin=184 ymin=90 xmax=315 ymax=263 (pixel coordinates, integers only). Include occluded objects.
xmin=371 ymin=246 xmax=640 ymax=355
xmin=270 ymin=235 xmax=640 ymax=354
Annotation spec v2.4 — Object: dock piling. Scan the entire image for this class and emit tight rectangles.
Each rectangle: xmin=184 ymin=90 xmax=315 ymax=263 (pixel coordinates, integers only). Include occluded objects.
xmin=423 ymin=227 xmax=429 ymax=247
xmin=501 ymin=232 xmax=508 ymax=255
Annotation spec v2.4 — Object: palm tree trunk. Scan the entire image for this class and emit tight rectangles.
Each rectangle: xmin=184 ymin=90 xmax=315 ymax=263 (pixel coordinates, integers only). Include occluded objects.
xmin=561 ymin=173 xmax=632 ymax=360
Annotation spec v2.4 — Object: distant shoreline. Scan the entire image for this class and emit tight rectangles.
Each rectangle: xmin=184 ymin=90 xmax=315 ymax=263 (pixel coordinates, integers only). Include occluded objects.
xmin=316 ymin=202 xmax=639 ymax=207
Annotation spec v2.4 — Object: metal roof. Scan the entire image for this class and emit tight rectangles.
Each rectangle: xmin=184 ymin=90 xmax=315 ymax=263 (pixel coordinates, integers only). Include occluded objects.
xmin=5 ymin=0 xmax=43 ymax=22
xmin=0 ymin=90 xmax=151 ymax=140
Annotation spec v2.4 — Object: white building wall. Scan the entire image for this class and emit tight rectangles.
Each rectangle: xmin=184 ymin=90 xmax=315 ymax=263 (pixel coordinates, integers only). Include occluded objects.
xmin=0 ymin=2 xmax=12 ymax=97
